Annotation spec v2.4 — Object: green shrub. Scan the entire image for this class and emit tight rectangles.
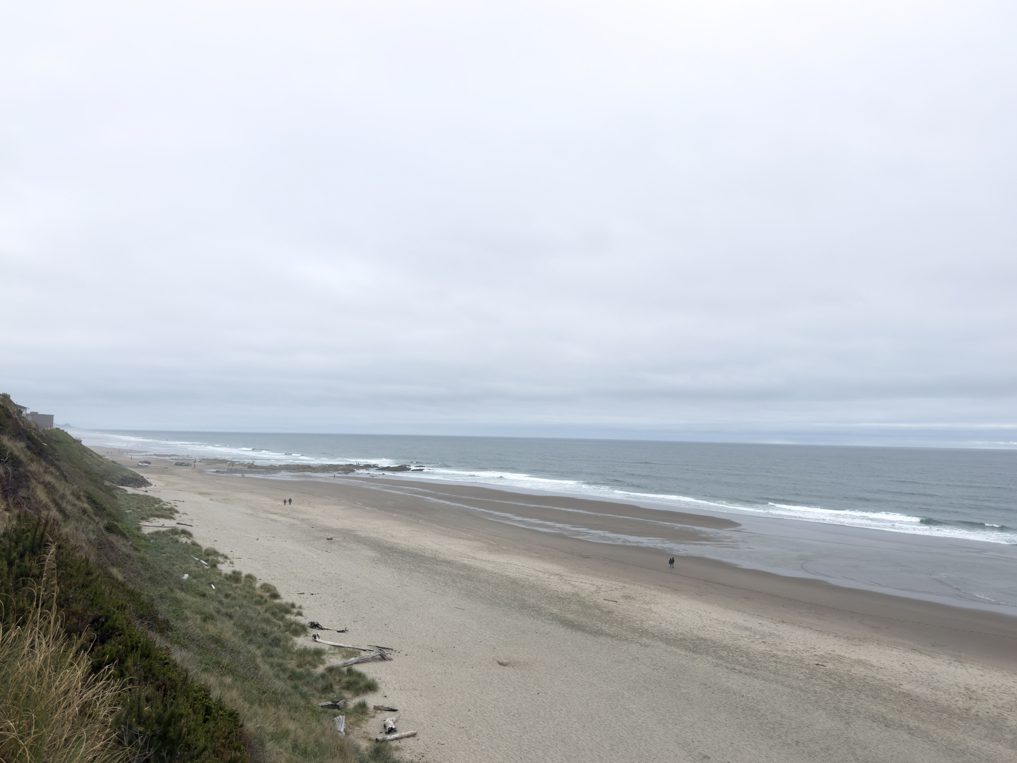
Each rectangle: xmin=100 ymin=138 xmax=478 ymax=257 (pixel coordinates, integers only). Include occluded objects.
xmin=258 ymin=582 xmax=281 ymax=599
xmin=0 ymin=394 xmax=403 ymax=763
xmin=0 ymin=516 xmax=247 ymax=762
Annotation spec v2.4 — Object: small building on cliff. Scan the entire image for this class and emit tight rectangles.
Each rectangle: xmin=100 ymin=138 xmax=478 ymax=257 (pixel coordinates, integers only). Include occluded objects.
xmin=26 ymin=411 xmax=55 ymax=429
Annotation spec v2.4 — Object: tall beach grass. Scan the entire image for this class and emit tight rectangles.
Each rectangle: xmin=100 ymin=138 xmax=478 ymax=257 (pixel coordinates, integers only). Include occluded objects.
xmin=0 ymin=561 xmax=128 ymax=763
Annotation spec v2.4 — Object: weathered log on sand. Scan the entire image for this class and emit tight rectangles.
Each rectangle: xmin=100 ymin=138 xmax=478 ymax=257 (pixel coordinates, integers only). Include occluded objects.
xmin=312 ymin=634 xmax=375 ymax=651
xmin=375 ymin=730 xmax=417 ymax=743
xmin=373 ymin=705 xmax=399 ymax=712
xmin=334 ymin=650 xmax=391 ymax=668
xmin=334 ymin=716 xmax=346 ymax=736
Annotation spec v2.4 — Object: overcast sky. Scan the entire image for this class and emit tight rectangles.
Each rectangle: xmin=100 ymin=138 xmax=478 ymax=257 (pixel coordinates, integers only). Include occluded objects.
xmin=2 ymin=1 xmax=1015 ymax=446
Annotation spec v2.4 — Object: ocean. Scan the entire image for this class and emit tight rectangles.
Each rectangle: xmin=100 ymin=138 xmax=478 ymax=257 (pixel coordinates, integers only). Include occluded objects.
xmin=73 ymin=429 xmax=1017 ymax=615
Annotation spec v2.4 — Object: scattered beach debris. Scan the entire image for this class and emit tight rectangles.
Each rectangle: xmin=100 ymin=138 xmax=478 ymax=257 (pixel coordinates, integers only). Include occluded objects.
xmin=319 ymin=699 xmax=347 ymax=710
xmin=382 ymin=717 xmax=398 ymax=735
xmin=326 ymin=536 xmax=334 ymax=541
xmin=191 ymin=555 xmax=209 ymax=567
xmin=372 ymin=705 xmax=399 ymax=712
xmin=375 ymin=730 xmax=417 ymax=743
xmin=307 ymin=620 xmax=347 ymax=632
xmin=333 ymin=715 xmax=346 ymax=736
xmin=209 ymin=583 xmax=216 ymax=590
xmin=181 ymin=573 xmax=189 ymax=581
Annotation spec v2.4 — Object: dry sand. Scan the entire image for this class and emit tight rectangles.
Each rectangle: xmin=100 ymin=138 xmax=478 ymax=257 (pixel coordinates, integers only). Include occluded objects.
xmin=127 ymin=459 xmax=1017 ymax=762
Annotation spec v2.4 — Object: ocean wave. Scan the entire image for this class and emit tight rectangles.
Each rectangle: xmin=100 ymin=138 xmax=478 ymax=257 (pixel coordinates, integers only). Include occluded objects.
xmin=69 ymin=429 xmax=399 ymax=467
xmin=716 ymin=501 xmax=1017 ymax=544
xmin=401 ymin=471 xmax=1013 ymax=544
xmin=407 ymin=473 xmax=1017 ymax=544
xmin=395 ymin=467 xmax=584 ymax=492
xmin=919 ymin=517 xmax=1012 ymax=532
xmin=72 ymin=429 xmax=1016 ymax=546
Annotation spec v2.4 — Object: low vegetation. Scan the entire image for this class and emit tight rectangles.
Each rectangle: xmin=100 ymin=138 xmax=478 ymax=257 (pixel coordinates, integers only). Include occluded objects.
xmin=0 ymin=394 xmax=401 ymax=762
xmin=118 ymin=493 xmax=398 ymax=762
xmin=0 ymin=562 xmax=128 ymax=763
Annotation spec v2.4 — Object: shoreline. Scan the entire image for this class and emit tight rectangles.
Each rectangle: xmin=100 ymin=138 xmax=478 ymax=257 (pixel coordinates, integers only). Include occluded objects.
xmin=281 ymin=472 xmax=1017 ymax=668
xmin=114 ymin=454 xmax=1017 ymax=762
xmin=215 ymin=464 xmax=1017 ymax=615
xmin=90 ymin=432 xmax=1017 ymax=617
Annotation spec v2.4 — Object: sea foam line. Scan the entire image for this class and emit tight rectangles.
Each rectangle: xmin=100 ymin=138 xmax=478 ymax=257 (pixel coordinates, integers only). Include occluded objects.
xmin=391 ymin=468 xmax=1017 ymax=545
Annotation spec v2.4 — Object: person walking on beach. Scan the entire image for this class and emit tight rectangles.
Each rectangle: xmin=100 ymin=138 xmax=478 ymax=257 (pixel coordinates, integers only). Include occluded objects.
xmin=668 ymin=556 xmax=675 ymax=570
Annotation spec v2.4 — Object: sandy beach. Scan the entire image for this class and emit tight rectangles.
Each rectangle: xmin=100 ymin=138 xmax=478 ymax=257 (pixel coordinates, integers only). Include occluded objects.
xmin=123 ymin=458 xmax=1017 ymax=762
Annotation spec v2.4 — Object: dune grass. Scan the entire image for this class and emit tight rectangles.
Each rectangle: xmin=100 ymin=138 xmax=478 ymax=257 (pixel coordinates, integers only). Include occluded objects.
xmin=117 ymin=493 xmax=398 ymax=763
xmin=1 ymin=394 xmax=400 ymax=762
xmin=0 ymin=558 xmax=129 ymax=763
xmin=0 ymin=514 xmax=249 ymax=762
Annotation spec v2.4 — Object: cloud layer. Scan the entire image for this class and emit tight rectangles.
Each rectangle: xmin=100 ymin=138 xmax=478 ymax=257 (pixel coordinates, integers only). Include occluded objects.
xmin=3 ymin=1 xmax=1015 ymax=444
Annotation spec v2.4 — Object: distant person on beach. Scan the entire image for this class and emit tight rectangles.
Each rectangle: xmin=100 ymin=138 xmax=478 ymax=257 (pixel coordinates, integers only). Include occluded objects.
xmin=668 ymin=556 xmax=675 ymax=569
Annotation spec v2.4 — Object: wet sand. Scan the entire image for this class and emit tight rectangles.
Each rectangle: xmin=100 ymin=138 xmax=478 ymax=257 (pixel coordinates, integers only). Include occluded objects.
xmin=124 ymin=458 xmax=1017 ymax=762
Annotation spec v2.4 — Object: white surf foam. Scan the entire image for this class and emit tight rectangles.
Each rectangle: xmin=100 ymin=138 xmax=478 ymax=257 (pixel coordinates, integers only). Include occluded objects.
xmin=69 ymin=429 xmax=398 ymax=467
xmin=400 ymin=471 xmax=1017 ymax=544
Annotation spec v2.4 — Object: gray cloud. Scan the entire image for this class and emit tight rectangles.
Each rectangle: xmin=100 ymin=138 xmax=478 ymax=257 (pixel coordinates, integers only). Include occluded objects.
xmin=2 ymin=1 xmax=1016 ymax=445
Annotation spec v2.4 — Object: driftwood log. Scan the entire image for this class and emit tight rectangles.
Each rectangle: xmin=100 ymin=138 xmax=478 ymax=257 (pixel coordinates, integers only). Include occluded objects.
xmin=318 ymin=699 xmax=346 ymax=710
xmin=375 ymin=731 xmax=417 ymax=743
xmin=334 ymin=650 xmax=391 ymax=668
xmin=373 ymin=705 xmax=398 ymax=712
xmin=334 ymin=716 xmax=346 ymax=736
xmin=311 ymin=634 xmax=374 ymax=651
